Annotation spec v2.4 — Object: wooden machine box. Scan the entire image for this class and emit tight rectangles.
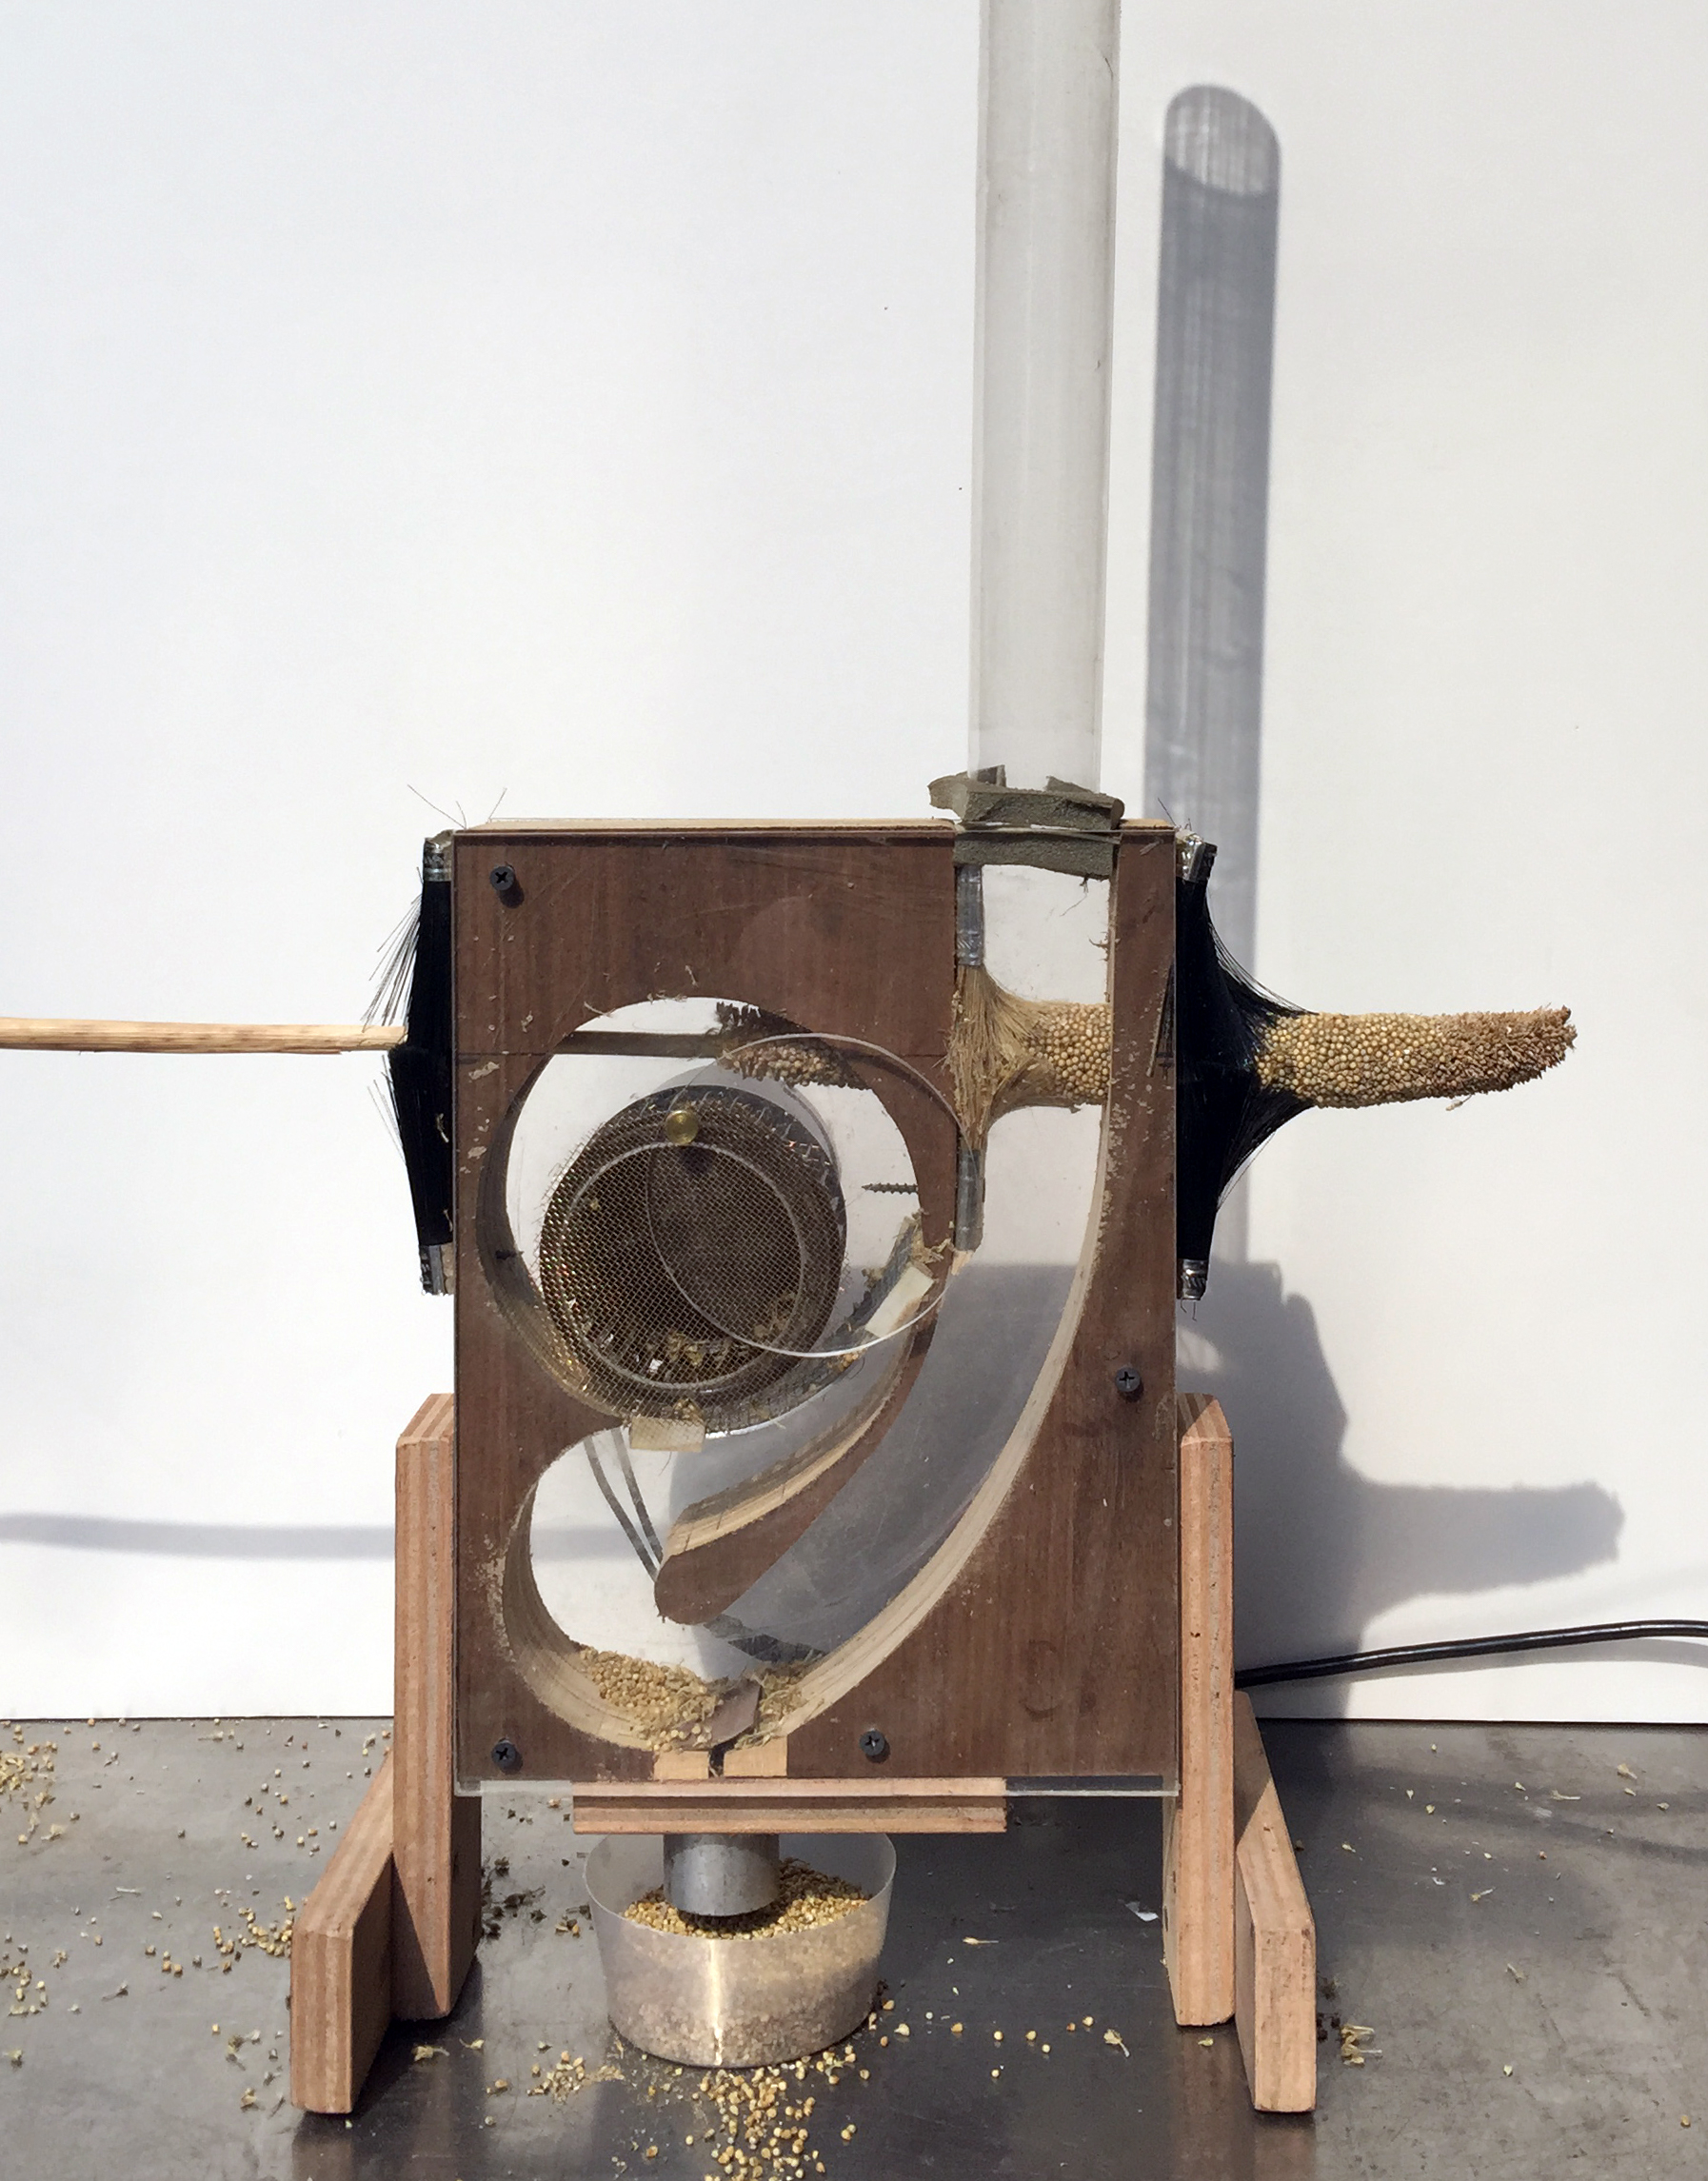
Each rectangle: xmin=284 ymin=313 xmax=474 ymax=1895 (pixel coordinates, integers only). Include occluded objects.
xmin=447 ymin=817 xmax=1180 ymax=1796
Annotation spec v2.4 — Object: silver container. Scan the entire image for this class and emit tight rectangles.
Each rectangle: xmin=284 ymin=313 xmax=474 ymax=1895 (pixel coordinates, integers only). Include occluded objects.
xmin=586 ymin=1833 xmax=895 ymax=2068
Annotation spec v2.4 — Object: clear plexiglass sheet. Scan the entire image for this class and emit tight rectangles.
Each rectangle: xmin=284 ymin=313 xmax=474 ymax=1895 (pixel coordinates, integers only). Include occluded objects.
xmin=507 ymin=868 xmax=1111 ymax=1701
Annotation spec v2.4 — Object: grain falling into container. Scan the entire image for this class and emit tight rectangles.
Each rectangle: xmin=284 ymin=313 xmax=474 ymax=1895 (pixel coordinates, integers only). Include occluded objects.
xmin=623 ymin=1858 xmax=866 ymax=1942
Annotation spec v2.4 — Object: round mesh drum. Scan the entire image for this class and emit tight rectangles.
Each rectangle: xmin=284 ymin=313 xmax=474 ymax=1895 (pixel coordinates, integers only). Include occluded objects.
xmin=538 ymin=1083 xmax=846 ymax=1427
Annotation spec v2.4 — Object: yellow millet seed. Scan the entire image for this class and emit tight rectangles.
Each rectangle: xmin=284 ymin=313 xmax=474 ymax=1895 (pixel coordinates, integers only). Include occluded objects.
xmin=622 ymin=1859 xmax=866 ymax=1941
xmin=1256 ymin=1006 xmax=1574 ymax=1109
xmin=567 ymin=1645 xmax=805 ymax=1754
xmin=951 ymin=961 xmax=1575 ymax=1138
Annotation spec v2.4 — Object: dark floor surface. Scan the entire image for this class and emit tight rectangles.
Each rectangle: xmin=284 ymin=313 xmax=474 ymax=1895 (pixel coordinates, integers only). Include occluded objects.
xmin=2 ymin=1716 xmax=1704 ymax=2178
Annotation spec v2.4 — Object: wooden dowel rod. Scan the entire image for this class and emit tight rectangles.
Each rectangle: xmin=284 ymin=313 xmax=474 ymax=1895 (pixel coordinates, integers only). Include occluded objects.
xmin=0 ymin=1017 xmax=406 ymax=1054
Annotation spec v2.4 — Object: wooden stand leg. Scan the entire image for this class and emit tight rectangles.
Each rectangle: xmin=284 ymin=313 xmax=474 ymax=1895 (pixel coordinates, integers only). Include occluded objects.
xmin=288 ymin=1756 xmax=395 ymax=2113
xmin=1162 ymin=1393 xmax=1236 ymax=2028
xmin=1233 ymin=1692 xmax=1316 ymax=2112
xmin=290 ymin=1395 xmax=479 ymax=2114
xmin=391 ymin=1393 xmax=482 ymax=2020
xmin=1162 ymin=1391 xmax=1318 ymax=2113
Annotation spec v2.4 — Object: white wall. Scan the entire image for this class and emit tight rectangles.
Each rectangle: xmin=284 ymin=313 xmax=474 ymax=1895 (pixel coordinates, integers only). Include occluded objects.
xmin=2 ymin=2 xmax=1704 ymax=1720
xmin=1106 ymin=1 xmax=1708 ymax=1719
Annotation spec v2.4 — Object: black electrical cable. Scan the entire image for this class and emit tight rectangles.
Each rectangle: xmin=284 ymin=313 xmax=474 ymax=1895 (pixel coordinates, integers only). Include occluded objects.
xmin=1236 ymin=1619 xmax=1708 ymax=1690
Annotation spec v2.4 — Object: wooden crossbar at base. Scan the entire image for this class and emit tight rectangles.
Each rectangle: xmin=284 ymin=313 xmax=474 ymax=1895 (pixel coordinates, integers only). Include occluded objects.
xmin=571 ymin=1777 xmax=1006 ymax=1834
xmin=1233 ymin=1692 xmax=1317 ymax=2112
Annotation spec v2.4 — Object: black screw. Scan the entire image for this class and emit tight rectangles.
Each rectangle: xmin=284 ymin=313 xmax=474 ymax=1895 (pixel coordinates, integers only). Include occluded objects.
xmin=859 ymin=1728 xmax=889 ymax=1763
xmin=491 ymin=1738 xmax=523 ymax=1774
xmin=489 ymin=862 xmax=520 ymax=901
xmin=1114 ymin=1366 xmax=1143 ymax=1401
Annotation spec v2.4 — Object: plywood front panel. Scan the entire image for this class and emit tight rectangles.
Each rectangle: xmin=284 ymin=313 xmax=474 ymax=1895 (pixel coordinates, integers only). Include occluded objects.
xmin=454 ymin=823 xmax=958 ymax=1063
xmin=452 ymin=825 xmax=959 ymax=1786
xmin=450 ymin=821 xmax=1176 ymax=1792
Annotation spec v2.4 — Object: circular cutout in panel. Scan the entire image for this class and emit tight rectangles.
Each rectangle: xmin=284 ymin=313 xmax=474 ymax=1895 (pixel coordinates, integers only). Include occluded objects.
xmin=487 ymin=888 xmax=1121 ymax=1761
xmin=538 ymin=1084 xmax=846 ymax=1425
xmin=477 ymin=998 xmax=952 ymax=1435
xmin=505 ymin=1425 xmax=824 ymax=1754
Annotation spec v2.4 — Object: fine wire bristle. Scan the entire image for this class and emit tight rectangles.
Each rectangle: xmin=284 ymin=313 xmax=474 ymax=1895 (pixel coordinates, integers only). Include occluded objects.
xmin=947 ymin=967 xmax=1109 ymax=1145
xmin=367 ymin=1076 xmax=404 ymax=1160
xmin=364 ymin=899 xmax=422 ymax=1028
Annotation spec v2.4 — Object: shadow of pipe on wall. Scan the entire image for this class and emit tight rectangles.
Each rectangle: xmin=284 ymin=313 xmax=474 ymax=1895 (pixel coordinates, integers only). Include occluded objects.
xmin=1141 ymin=96 xmax=1624 ymax=1705
xmin=1182 ymin=1257 xmax=1625 ymax=1708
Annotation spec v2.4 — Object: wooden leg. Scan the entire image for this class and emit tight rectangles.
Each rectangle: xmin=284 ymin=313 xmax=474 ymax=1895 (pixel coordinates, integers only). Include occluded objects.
xmin=1162 ymin=1393 xmax=1236 ymax=2028
xmin=288 ymin=1755 xmax=395 ymax=2113
xmin=391 ymin=1393 xmax=482 ymax=2020
xmin=1232 ymin=1692 xmax=1317 ymax=2112
xmin=290 ymin=1393 xmax=480 ymax=2112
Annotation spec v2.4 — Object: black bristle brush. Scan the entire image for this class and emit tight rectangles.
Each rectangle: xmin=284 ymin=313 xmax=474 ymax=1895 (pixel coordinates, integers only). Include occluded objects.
xmin=1172 ymin=837 xmax=1306 ymax=1298
xmin=1171 ymin=834 xmax=1575 ymax=1298
xmin=372 ymin=833 xmax=455 ymax=1293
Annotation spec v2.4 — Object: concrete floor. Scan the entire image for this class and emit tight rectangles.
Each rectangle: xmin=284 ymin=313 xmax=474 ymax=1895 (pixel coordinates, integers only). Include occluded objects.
xmin=2 ymin=1715 xmax=1703 ymax=2178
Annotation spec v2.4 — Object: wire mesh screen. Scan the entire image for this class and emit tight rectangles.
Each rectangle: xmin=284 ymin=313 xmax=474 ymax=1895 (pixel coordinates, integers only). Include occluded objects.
xmin=538 ymin=1084 xmax=847 ymax=1428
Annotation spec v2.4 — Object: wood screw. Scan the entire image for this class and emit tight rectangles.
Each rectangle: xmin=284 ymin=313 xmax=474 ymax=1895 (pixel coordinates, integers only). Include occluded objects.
xmin=491 ymin=1738 xmax=523 ymax=1774
xmin=859 ymin=1729 xmax=889 ymax=1763
xmin=1114 ymin=1366 xmax=1143 ymax=1400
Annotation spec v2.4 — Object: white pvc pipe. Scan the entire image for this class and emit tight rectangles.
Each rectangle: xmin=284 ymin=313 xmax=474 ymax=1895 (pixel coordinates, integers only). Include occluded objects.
xmin=969 ymin=0 xmax=1121 ymax=791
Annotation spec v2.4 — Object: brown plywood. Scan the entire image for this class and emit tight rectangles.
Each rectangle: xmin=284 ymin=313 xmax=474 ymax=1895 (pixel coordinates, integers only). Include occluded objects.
xmin=452 ymin=828 xmax=959 ymax=1064
xmin=1163 ymin=1393 xmax=1236 ymax=2027
xmin=783 ymin=825 xmax=1178 ymax=1781
xmin=391 ymin=1395 xmax=482 ymax=2021
xmin=1233 ymin=1694 xmax=1318 ymax=2112
xmin=570 ymin=1777 xmax=1006 ymax=1834
xmin=461 ymin=819 xmax=959 ymax=838
xmin=289 ymin=1756 xmax=394 ymax=2114
xmin=451 ymin=822 xmax=1177 ymax=1790
xmin=452 ymin=827 xmax=959 ymax=1786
